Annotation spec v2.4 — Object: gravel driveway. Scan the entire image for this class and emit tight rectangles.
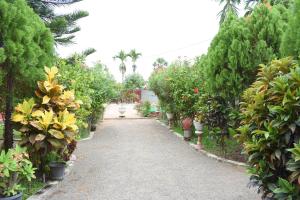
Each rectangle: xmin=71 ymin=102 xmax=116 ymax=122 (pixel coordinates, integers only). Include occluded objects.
xmin=39 ymin=119 xmax=260 ymax=200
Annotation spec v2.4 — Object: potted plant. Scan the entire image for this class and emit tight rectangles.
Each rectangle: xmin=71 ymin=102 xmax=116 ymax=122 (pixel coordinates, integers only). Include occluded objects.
xmin=45 ymin=151 xmax=66 ymax=181
xmin=193 ymin=113 xmax=204 ymax=133
xmin=0 ymin=146 xmax=36 ymax=200
xmin=12 ymin=67 xmax=80 ymax=176
xmin=182 ymin=117 xmax=193 ymax=141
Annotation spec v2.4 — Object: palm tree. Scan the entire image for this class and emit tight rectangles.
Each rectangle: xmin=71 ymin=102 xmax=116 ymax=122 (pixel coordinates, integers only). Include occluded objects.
xmin=128 ymin=49 xmax=142 ymax=73
xmin=217 ymin=0 xmax=241 ymax=25
xmin=113 ymin=50 xmax=128 ymax=83
xmin=153 ymin=58 xmax=168 ymax=69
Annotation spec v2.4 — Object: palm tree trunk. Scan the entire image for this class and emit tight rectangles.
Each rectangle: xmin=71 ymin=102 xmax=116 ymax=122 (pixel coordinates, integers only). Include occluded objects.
xmin=4 ymin=66 xmax=14 ymax=151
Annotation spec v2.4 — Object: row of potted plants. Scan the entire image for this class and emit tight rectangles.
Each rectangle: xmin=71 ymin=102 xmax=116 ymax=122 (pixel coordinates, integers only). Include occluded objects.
xmin=166 ymin=112 xmax=204 ymax=148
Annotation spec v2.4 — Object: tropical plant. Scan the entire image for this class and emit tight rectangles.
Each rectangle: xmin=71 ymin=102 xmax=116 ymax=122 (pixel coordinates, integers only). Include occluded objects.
xmin=128 ymin=49 xmax=142 ymax=73
xmin=0 ymin=0 xmax=54 ymax=151
xmin=0 ymin=145 xmax=36 ymax=197
xmin=124 ymin=74 xmax=145 ymax=90
xmin=57 ymin=58 xmax=117 ymax=130
xmin=12 ymin=67 xmax=80 ymax=168
xmin=113 ymin=50 xmax=128 ymax=82
xmin=216 ymin=0 xmax=241 ymax=24
xmin=237 ymin=57 xmax=300 ymax=198
xmin=27 ymin=0 xmax=88 ymax=45
xmin=153 ymin=58 xmax=168 ymax=70
xmin=281 ymin=0 xmax=300 ymax=58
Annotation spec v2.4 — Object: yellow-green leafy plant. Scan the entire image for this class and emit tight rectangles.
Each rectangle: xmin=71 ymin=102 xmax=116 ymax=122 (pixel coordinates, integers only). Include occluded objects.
xmin=12 ymin=67 xmax=80 ymax=168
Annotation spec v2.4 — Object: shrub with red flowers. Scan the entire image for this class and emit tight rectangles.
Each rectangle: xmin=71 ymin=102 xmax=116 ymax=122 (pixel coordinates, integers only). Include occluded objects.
xmin=149 ymin=58 xmax=203 ymax=118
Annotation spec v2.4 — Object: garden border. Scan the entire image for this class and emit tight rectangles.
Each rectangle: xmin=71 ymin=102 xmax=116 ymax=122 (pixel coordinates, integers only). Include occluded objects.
xmin=155 ymin=119 xmax=248 ymax=168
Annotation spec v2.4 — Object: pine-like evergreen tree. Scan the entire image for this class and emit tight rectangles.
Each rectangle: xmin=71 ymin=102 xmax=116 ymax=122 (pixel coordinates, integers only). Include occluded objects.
xmin=281 ymin=0 xmax=300 ymax=57
xmin=205 ymin=5 xmax=285 ymax=105
xmin=27 ymin=0 xmax=88 ymax=45
xmin=0 ymin=0 xmax=54 ymax=150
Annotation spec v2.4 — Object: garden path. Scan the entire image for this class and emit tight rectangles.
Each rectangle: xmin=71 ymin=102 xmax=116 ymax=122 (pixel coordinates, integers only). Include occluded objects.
xmin=103 ymin=103 xmax=141 ymax=119
xmin=38 ymin=118 xmax=260 ymax=200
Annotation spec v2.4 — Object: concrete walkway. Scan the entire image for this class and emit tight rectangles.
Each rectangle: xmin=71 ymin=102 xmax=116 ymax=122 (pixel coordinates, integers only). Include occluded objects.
xmin=40 ymin=119 xmax=259 ymax=200
xmin=103 ymin=103 xmax=141 ymax=119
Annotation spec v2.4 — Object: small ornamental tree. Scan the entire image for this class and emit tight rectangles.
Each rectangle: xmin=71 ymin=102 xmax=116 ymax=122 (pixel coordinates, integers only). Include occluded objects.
xmin=12 ymin=67 xmax=80 ymax=168
xmin=0 ymin=0 xmax=54 ymax=150
xmin=238 ymin=57 xmax=300 ymax=199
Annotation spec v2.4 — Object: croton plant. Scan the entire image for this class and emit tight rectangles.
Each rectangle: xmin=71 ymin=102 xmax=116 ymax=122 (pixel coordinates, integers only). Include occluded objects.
xmin=12 ymin=67 xmax=81 ymax=168
xmin=238 ymin=57 xmax=300 ymax=199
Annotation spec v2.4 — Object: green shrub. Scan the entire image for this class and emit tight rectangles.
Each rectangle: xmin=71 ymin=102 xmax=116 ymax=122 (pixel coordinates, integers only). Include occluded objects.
xmin=149 ymin=59 xmax=202 ymax=118
xmin=281 ymin=0 xmax=300 ymax=58
xmin=0 ymin=145 xmax=36 ymax=197
xmin=141 ymin=101 xmax=151 ymax=117
xmin=124 ymin=74 xmax=145 ymax=90
xmin=238 ymin=57 xmax=300 ymax=198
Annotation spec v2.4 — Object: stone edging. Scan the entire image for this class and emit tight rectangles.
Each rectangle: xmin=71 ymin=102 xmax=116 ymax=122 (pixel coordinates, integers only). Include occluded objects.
xmin=28 ymin=130 xmax=95 ymax=200
xmin=155 ymin=119 xmax=247 ymax=168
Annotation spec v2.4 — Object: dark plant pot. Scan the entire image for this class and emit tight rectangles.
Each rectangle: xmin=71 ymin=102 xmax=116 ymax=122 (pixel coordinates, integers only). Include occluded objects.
xmin=91 ymin=124 xmax=97 ymax=131
xmin=0 ymin=193 xmax=22 ymax=200
xmin=49 ymin=162 xmax=66 ymax=180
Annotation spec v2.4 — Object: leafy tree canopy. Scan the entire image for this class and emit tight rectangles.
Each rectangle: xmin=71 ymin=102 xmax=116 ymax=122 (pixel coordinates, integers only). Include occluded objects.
xmin=124 ymin=73 xmax=145 ymax=90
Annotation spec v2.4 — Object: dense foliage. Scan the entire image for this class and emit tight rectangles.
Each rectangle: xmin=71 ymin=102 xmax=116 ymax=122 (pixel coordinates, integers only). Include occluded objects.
xmin=281 ymin=0 xmax=300 ymax=58
xmin=205 ymin=5 xmax=285 ymax=105
xmin=57 ymin=58 xmax=117 ymax=129
xmin=12 ymin=67 xmax=80 ymax=168
xmin=149 ymin=59 xmax=202 ymax=117
xmin=238 ymin=57 xmax=300 ymax=199
xmin=0 ymin=0 xmax=54 ymax=150
xmin=0 ymin=146 xmax=36 ymax=197
xmin=124 ymin=74 xmax=145 ymax=91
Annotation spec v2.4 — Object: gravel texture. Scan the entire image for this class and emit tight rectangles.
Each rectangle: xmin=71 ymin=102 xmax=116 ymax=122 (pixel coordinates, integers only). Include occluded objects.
xmin=40 ymin=119 xmax=260 ymax=200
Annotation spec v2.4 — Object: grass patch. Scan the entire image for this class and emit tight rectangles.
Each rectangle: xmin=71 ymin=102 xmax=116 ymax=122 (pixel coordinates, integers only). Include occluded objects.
xmin=21 ymin=179 xmax=45 ymax=199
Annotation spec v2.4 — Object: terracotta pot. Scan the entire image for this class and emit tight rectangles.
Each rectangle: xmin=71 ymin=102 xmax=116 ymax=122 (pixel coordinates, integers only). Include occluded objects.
xmin=182 ymin=117 xmax=193 ymax=130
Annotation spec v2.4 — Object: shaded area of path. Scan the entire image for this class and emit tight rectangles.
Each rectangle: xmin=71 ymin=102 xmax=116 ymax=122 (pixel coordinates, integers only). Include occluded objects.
xmin=40 ymin=119 xmax=259 ymax=200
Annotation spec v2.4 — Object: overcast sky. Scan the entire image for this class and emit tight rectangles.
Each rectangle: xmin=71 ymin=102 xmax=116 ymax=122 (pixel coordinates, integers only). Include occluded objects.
xmin=56 ymin=0 xmax=244 ymax=82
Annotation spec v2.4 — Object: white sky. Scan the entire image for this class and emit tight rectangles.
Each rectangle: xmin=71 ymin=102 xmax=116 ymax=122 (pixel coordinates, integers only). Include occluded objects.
xmin=56 ymin=0 xmax=245 ymax=82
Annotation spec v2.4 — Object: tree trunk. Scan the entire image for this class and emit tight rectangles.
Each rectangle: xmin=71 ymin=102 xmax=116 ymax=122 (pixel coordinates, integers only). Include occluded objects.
xmin=4 ymin=66 xmax=14 ymax=151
